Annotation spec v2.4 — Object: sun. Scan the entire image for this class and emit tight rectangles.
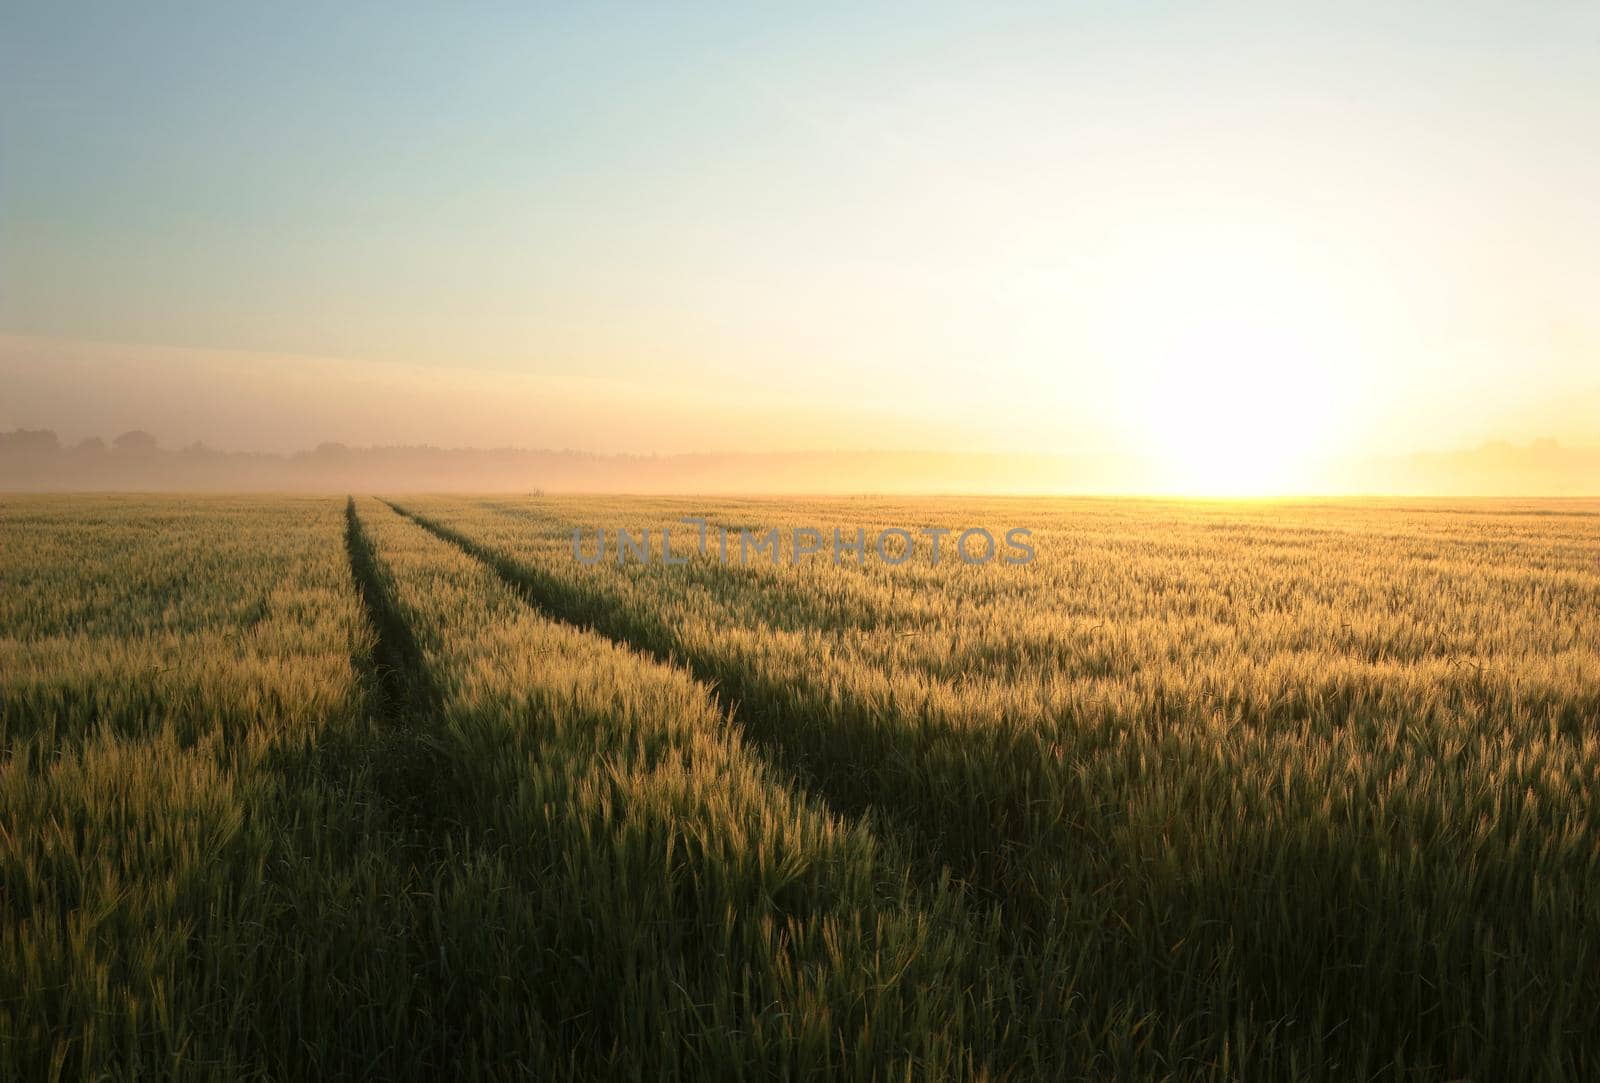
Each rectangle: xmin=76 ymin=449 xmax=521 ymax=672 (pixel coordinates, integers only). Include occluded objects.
xmin=1098 ymin=225 xmax=1358 ymax=496
xmin=1137 ymin=317 xmax=1343 ymax=496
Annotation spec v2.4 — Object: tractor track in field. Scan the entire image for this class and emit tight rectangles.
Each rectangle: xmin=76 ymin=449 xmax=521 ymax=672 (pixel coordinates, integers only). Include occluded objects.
xmin=382 ymin=501 xmax=854 ymax=796
xmin=345 ymin=497 xmax=441 ymax=724
xmin=378 ymin=500 xmax=978 ymax=893
xmin=379 ymin=499 xmax=1111 ymax=1070
xmin=342 ymin=497 xmax=459 ymax=827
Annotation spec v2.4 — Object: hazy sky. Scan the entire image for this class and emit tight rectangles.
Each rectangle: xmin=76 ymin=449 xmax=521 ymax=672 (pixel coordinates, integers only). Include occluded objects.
xmin=3 ymin=3 xmax=1597 ymax=489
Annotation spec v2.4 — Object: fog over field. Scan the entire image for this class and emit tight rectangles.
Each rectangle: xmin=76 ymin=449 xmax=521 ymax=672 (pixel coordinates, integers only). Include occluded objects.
xmin=3 ymin=333 xmax=1598 ymax=496
xmin=3 ymin=423 xmax=1597 ymax=496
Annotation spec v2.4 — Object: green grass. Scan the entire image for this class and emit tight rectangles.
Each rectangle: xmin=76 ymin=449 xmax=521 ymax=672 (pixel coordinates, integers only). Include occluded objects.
xmin=3 ymin=493 xmax=1597 ymax=1080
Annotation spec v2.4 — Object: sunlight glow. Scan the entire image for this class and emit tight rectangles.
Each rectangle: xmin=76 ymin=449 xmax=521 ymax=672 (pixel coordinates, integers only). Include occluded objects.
xmin=1137 ymin=318 xmax=1343 ymax=496
xmin=1100 ymin=226 xmax=1355 ymax=495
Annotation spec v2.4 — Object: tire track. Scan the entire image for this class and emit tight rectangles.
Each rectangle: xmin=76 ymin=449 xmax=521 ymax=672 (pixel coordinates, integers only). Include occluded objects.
xmin=382 ymin=501 xmax=883 ymax=821
xmin=342 ymin=496 xmax=454 ymax=825
xmin=345 ymin=496 xmax=441 ymax=722
xmin=381 ymin=499 xmax=1087 ymax=1074
xmin=382 ymin=499 xmax=979 ymax=891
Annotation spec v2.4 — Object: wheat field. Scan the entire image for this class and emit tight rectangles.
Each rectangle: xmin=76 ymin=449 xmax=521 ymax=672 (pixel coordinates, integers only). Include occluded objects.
xmin=2 ymin=493 xmax=1597 ymax=1080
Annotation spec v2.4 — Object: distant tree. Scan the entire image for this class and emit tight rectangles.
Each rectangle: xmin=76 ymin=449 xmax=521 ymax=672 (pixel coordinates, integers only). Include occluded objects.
xmin=75 ymin=436 xmax=107 ymax=452
xmin=112 ymin=430 xmax=159 ymax=452
xmin=0 ymin=428 xmax=61 ymax=452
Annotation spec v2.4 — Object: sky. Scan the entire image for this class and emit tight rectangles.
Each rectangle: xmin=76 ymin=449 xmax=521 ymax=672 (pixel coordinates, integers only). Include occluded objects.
xmin=2 ymin=2 xmax=1597 ymax=492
